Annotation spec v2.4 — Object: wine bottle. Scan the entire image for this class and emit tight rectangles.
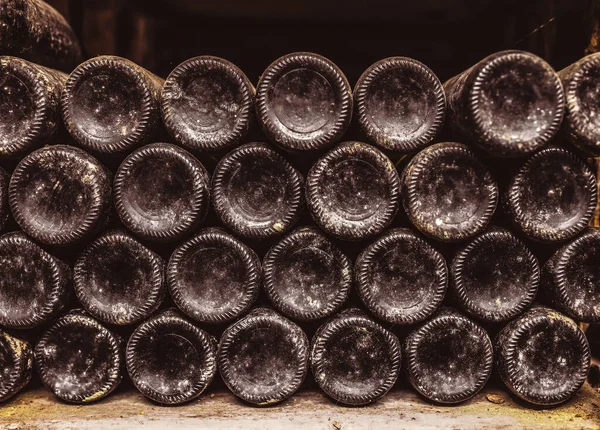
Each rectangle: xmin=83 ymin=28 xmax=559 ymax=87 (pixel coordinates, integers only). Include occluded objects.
xmin=212 ymin=142 xmax=303 ymax=239
xmin=542 ymin=228 xmax=600 ymax=323
xmin=74 ymin=230 xmax=166 ymax=326
xmin=404 ymin=307 xmax=493 ymax=404
xmin=444 ymin=50 xmax=564 ymax=157
xmin=114 ymin=142 xmax=210 ymax=242
xmin=167 ymin=228 xmax=260 ymax=324
xmin=218 ymin=308 xmax=309 ymax=405
xmin=354 ymin=57 xmax=446 ymax=153
xmin=62 ymin=55 xmax=163 ymax=155
xmin=126 ymin=309 xmax=217 ymax=405
xmin=263 ymin=226 xmax=352 ymax=321
xmin=0 ymin=0 xmax=82 ymax=72
xmin=0 ymin=329 xmax=33 ymax=402
xmin=558 ymin=53 xmax=600 ymax=156
xmin=0 ymin=167 xmax=8 ymax=231
xmin=311 ymin=309 xmax=401 ymax=405
xmin=9 ymin=145 xmax=112 ymax=246
xmin=451 ymin=227 xmax=540 ymax=323
xmin=505 ymin=147 xmax=597 ymax=243
xmin=256 ymin=52 xmax=352 ymax=151
xmin=35 ymin=310 xmax=123 ymax=404
xmin=0 ymin=56 xmax=67 ymax=157
xmin=0 ymin=232 xmax=70 ymax=329
xmin=355 ymin=228 xmax=447 ymax=325
xmin=495 ymin=306 xmax=591 ymax=406
xmin=161 ymin=56 xmax=254 ymax=153
xmin=401 ymin=142 xmax=498 ymax=242
xmin=306 ymin=141 xmax=400 ymax=241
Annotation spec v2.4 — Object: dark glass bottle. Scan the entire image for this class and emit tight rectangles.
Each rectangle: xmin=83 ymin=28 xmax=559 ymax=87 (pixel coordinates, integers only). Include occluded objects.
xmin=355 ymin=228 xmax=447 ymax=325
xmin=256 ymin=52 xmax=352 ymax=151
xmin=0 ymin=232 xmax=70 ymax=329
xmin=542 ymin=228 xmax=600 ymax=323
xmin=558 ymin=53 xmax=600 ymax=156
xmin=9 ymin=145 xmax=112 ymax=246
xmin=404 ymin=307 xmax=493 ymax=404
xmin=0 ymin=167 xmax=8 ymax=232
xmin=505 ymin=147 xmax=597 ymax=243
xmin=263 ymin=226 xmax=351 ymax=321
xmin=62 ymin=56 xmax=163 ymax=155
xmin=451 ymin=227 xmax=540 ymax=323
xmin=495 ymin=306 xmax=591 ymax=406
xmin=311 ymin=309 xmax=401 ymax=405
xmin=212 ymin=142 xmax=303 ymax=239
xmin=0 ymin=56 xmax=67 ymax=157
xmin=306 ymin=141 xmax=400 ymax=241
xmin=35 ymin=310 xmax=123 ymax=404
xmin=0 ymin=329 xmax=33 ymax=402
xmin=0 ymin=0 xmax=82 ymax=72
xmin=168 ymin=228 xmax=260 ymax=324
xmin=161 ymin=56 xmax=254 ymax=153
xmin=218 ymin=308 xmax=309 ymax=405
xmin=444 ymin=50 xmax=564 ymax=157
xmin=401 ymin=142 xmax=498 ymax=242
xmin=114 ymin=142 xmax=210 ymax=242
xmin=354 ymin=57 xmax=446 ymax=153
xmin=74 ymin=230 xmax=166 ymax=326
xmin=126 ymin=309 xmax=217 ymax=405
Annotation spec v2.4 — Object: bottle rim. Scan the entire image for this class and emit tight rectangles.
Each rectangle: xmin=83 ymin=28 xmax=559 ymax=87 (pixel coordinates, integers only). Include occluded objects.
xmin=0 ymin=330 xmax=32 ymax=402
xmin=405 ymin=312 xmax=493 ymax=404
xmin=9 ymin=145 xmax=111 ymax=246
xmin=401 ymin=142 xmax=498 ymax=242
xmin=263 ymin=226 xmax=352 ymax=321
xmin=506 ymin=146 xmax=597 ymax=243
xmin=354 ymin=56 xmax=446 ymax=153
xmin=61 ymin=55 xmax=159 ymax=154
xmin=167 ymin=227 xmax=261 ymax=324
xmin=256 ymin=52 xmax=352 ymax=151
xmin=355 ymin=227 xmax=448 ymax=324
xmin=73 ymin=230 xmax=166 ymax=326
xmin=468 ymin=50 xmax=565 ymax=156
xmin=496 ymin=306 xmax=591 ymax=406
xmin=126 ymin=310 xmax=217 ymax=405
xmin=306 ymin=141 xmax=400 ymax=241
xmin=218 ymin=309 xmax=309 ymax=405
xmin=211 ymin=142 xmax=303 ymax=239
xmin=549 ymin=228 xmax=600 ymax=323
xmin=161 ymin=56 xmax=254 ymax=152
xmin=35 ymin=311 xmax=123 ymax=404
xmin=0 ymin=57 xmax=54 ymax=156
xmin=113 ymin=142 xmax=210 ymax=242
xmin=0 ymin=232 xmax=68 ymax=329
xmin=452 ymin=228 xmax=540 ymax=323
xmin=561 ymin=53 xmax=600 ymax=156
xmin=310 ymin=313 xmax=401 ymax=406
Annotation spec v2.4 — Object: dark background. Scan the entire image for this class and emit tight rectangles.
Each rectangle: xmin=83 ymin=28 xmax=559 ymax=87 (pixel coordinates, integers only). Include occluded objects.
xmin=48 ymin=0 xmax=595 ymax=84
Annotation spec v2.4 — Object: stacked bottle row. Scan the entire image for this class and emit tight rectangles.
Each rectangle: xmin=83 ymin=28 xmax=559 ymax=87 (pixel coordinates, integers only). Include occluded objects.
xmin=0 ymin=42 xmax=599 ymax=409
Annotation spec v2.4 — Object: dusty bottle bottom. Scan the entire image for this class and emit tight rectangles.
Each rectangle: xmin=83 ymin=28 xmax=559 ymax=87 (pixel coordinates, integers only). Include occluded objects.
xmin=495 ymin=306 xmax=591 ymax=406
xmin=311 ymin=309 xmax=401 ymax=405
xmin=355 ymin=227 xmax=447 ymax=325
xmin=263 ymin=226 xmax=352 ymax=321
xmin=167 ymin=227 xmax=260 ymax=324
xmin=218 ymin=308 xmax=309 ymax=405
xmin=404 ymin=307 xmax=493 ymax=404
xmin=34 ymin=310 xmax=123 ymax=404
xmin=126 ymin=309 xmax=217 ymax=405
